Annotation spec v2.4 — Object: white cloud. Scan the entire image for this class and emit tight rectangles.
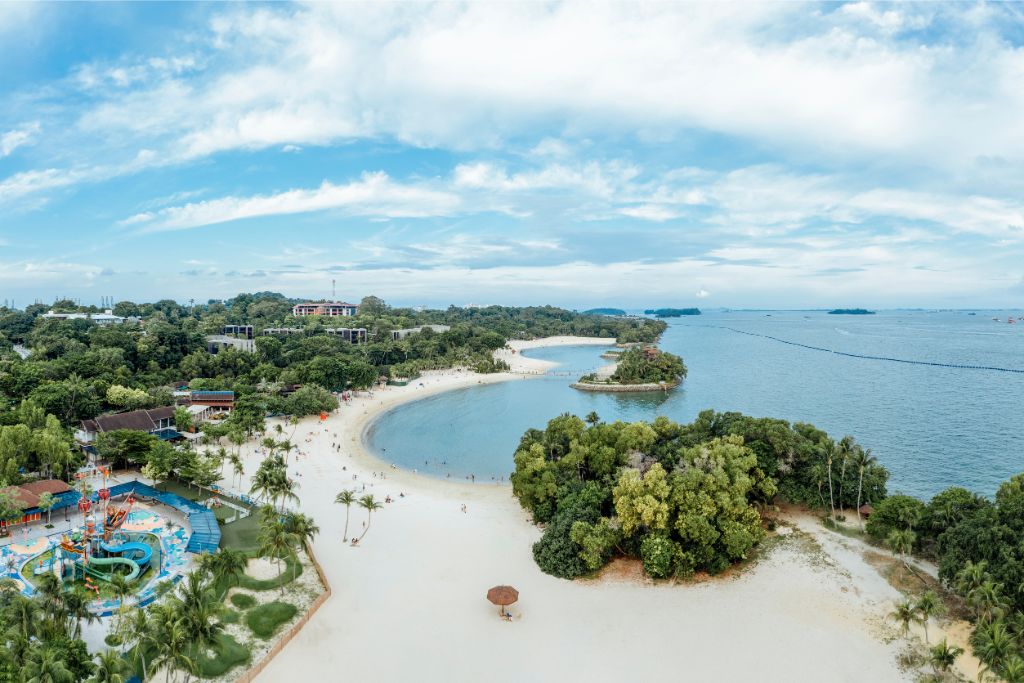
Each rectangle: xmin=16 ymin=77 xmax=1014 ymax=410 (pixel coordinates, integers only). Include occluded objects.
xmin=123 ymin=172 xmax=461 ymax=231
xmin=1 ymin=122 xmax=40 ymax=156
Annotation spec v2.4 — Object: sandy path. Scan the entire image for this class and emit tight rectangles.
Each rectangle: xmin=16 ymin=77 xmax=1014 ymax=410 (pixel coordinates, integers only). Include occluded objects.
xmin=218 ymin=337 xmax=910 ymax=683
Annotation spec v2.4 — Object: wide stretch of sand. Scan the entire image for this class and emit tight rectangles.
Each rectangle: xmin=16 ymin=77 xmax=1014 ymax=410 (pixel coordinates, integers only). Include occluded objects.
xmin=220 ymin=337 xmax=912 ymax=683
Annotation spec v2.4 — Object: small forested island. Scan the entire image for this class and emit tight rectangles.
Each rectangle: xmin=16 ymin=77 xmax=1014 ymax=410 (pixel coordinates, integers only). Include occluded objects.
xmin=582 ymin=308 xmax=627 ymax=316
xmin=573 ymin=347 xmax=686 ymax=392
xmin=828 ymin=308 xmax=875 ymax=315
xmin=511 ymin=410 xmax=888 ymax=579
xmin=644 ymin=308 xmax=701 ymax=317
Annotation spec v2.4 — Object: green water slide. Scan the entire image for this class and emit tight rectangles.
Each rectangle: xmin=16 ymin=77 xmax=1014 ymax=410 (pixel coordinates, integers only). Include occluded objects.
xmin=83 ymin=555 xmax=141 ymax=582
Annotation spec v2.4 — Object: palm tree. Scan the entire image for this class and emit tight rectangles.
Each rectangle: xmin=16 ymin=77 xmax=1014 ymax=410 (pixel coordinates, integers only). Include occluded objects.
xmin=23 ymin=646 xmax=75 ymax=683
xmin=284 ymin=513 xmax=319 ymax=579
xmin=358 ymin=494 xmax=384 ymax=541
xmin=973 ymin=620 xmax=1014 ymax=679
xmin=87 ymin=649 xmax=131 ymax=683
xmin=836 ymin=436 xmax=853 ymax=514
xmin=278 ymin=438 xmax=296 ymax=465
xmin=230 ymin=452 xmax=244 ymax=488
xmin=62 ymin=586 xmax=98 ymax=639
xmin=210 ymin=548 xmax=249 ymax=591
xmin=890 ymin=599 xmax=918 ymax=637
xmin=927 ymin=639 xmax=964 ymax=676
xmin=215 ymin=446 xmax=229 ymax=476
xmin=584 ymin=411 xmax=600 ymax=426
xmin=108 ymin=573 xmax=132 ymax=635
xmin=968 ymin=580 xmax=1010 ymax=623
xmin=914 ymin=590 xmax=941 ymax=643
xmin=335 ymin=489 xmax=357 ymax=542
xmin=258 ymin=517 xmax=297 ymax=591
xmin=854 ymin=448 xmax=876 ymax=529
xmin=824 ymin=440 xmax=837 ymax=522
xmin=954 ymin=560 xmax=989 ymax=596
xmin=886 ymin=529 xmax=915 ymax=566
xmin=118 ymin=606 xmax=152 ymax=681
xmin=1002 ymin=657 xmax=1024 ymax=683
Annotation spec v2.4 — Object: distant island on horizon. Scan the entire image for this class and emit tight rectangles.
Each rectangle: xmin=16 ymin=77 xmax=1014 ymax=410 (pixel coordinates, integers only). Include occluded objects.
xmin=644 ymin=308 xmax=701 ymax=317
xmin=582 ymin=307 xmax=627 ymax=316
xmin=828 ymin=308 xmax=876 ymax=315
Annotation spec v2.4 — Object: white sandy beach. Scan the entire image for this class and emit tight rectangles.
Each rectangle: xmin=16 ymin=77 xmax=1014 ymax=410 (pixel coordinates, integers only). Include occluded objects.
xmin=219 ymin=337 xmax=918 ymax=683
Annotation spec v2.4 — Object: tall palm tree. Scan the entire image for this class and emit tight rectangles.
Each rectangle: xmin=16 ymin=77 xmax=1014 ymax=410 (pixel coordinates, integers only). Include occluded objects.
xmin=854 ymin=448 xmax=876 ymax=529
xmin=927 ymin=639 xmax=963 ymax=676
xmin=23 ymin=646 xmax=75 ymax=683
xmin=61 ymin=587 xmax=98 ymax=639
xmin=889 ymin=599 xmax=917 ymax=637
xmin=358 ymin=494 xmax=384 ymax=542
xmin=215 ymin=446 xmax=229 ymax=476
xmin=258 ymin=517 xmax=298 ymax=591
xmin=886 ymin=529 xmax=915 ymax=567
xmin=118 ymin=606 xmax=152 ymax=681
xmin=87 ymin=649 xmax=131 ymax=683
xmin=230 ymin=452 xmax=244 ymax=488
xmin=824 ymin=440 xmax=837 ymax=522
xmin=584 ymin=411 xmax=600 ymax=426
xmin=335 ymin=489 xmax=357 ymax=542
xmin=836 ymin=436 xmax=853 ymax=513
xmin=107 ymin=573 xmax=132 ymax=635
xmin=914 ymin=590 xmax=941 ymax=643
xmin=284 ymin=513 xmax=319 ymax=579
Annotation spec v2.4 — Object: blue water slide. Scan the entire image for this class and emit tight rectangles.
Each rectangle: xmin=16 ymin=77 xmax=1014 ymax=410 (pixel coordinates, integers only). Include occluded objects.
xmin=99 ymin=540 xmax=153 ymax=568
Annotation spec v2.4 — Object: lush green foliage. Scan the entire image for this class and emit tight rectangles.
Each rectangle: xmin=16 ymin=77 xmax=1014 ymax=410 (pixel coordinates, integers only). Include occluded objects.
xmin=245 ymin=601 xmax=298 ymax=638
xmin=230 ymin=593 xmax=257 ymax=610
xmin=513 ymin=413 xmax=802 ymax=580
xmin=608 ymin=348 xmax=687 ymax=384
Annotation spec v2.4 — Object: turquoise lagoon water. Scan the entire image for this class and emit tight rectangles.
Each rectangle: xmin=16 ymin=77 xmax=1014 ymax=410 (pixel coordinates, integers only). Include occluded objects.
xmin=366 ymin=311 xmax=1024 ymax=498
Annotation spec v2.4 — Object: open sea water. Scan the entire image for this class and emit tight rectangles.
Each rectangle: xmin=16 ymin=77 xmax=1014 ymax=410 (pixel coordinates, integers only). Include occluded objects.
xmin=366 ymin=311 xmax=1024 ymax=499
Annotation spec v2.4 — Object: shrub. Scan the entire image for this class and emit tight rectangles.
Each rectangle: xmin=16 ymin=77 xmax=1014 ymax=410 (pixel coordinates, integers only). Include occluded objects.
xmin=245 ymin=601 xmax=298 ymax=638
xmin=640 ymin=535 xmax=677 ymax=579
xmin=230 ymin=592 xmax=257 ymax=609
xmin=865 ymin=495 xmax=926 ymax=541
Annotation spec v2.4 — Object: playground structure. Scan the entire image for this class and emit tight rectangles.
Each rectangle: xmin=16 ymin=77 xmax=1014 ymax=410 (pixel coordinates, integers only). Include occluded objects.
xmin=35 ymin=493 xmax=154 ymax=585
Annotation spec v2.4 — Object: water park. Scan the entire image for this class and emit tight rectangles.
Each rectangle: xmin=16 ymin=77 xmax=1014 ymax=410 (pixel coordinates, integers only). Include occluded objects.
xmin=1 ymin=476 xmax=203 ymax=615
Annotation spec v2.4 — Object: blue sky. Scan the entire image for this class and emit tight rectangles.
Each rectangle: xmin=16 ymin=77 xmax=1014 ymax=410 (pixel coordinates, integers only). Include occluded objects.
xmin=2 ymin=2 xmax=1023 ymax=309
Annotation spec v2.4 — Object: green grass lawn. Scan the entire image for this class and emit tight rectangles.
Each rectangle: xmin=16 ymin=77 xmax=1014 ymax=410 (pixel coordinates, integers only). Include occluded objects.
xmin=218 ymin=511 xmax=261 ymax=553
xmin=230 ymin=592 xmax=256 ymax=609
xmin=245 ymin=601 xmax=297 ymax=639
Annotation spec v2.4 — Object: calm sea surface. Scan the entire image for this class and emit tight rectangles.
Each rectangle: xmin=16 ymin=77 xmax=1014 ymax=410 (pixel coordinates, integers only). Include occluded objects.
xmin=366 ymin=311 xmax=1024 ymax=498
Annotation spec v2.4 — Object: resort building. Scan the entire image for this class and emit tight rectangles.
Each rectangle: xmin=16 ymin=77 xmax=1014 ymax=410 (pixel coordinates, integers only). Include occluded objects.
xmin=263 ymin=327 xmax=367 ymax=344
xmin=206 ymin=325 xmax=256 ymax=353
xmin=77 ymin=406 xmax=178 ymax=444
xmin=0 ymin=479 xmax=79 ymax=531
xmin=292 ymin=301 xmax=359 ymax=317
xmin=189 ymin=390 xmax=235 ymax=411
xmin=391 ymin=324 xmax=451 ymax=340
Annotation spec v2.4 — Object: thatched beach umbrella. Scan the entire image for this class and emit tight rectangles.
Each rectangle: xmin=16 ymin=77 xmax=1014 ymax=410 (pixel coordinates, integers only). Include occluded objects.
xmin=487 ymin=585 xmax=519 ymax=615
